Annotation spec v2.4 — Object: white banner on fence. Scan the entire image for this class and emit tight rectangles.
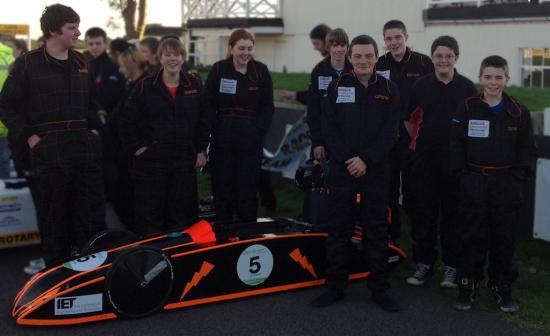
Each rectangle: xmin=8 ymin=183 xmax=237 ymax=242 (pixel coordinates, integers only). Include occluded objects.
xmin=534 ymin=158 xmax=550 ymax=242
xmin=262 ymin=113 xmax=311 ymax=175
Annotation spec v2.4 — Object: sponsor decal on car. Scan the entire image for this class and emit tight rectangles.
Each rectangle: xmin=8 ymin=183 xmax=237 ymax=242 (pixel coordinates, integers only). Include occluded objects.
xmin=54 ymin=294 xmax=103 ymax=316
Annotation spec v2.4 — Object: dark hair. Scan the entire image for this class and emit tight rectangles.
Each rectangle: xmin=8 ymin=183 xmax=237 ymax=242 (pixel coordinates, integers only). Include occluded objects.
xmin=383 ymin=20 xmax=407 ymax=35
xmin=119 ymin=46 xmax=147 ymax=71
xmin=85 ymin=27 xmax=107 ymax=41
xmin=40 ymin=4 xmax=80 ymax=39
xmin=158 ymin=38 xmax=187 ymax=59
xmin=110 ymin=38 xmax=132 ymax=55
xmin=7 ymin=38 xmax=28 ymax=53
xmin=226 ymin=29 xmax=255 ymax=58
xmin=348 ymin=35 xmax=379 ymax=58
xmin=431 ymin=35 xmax=459 ymax=57
xmin=325 ymin=28 xmax=349 ymax=48
xmin=310 ymin=24 xmax=331 ymax=40
xmin=139 ymin=37 xmax=159 ymax=54
xmin=160 ymin=35 xmax=181 ymax=42
xmin=480 ymin=55 xmax=509 ymax=77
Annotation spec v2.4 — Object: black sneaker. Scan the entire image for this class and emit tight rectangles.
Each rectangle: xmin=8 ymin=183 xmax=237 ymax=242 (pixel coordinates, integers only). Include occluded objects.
xmin=372 ymin=291 xmax=400 ymax=312
xmin=454 ymin=278 xmax=478 ymax=311
xmin=491 ymin=286 xmax=519 ymax=313
xmin=310 ymin=289 xmax=344 ymax=308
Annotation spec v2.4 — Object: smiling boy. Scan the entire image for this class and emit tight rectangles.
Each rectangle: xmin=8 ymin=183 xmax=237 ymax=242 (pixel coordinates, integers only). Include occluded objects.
xmin=376 ymin=20 xmax=434 ymax=246
xmin=404 ymin=36 xmax=477 ymax=289
xmin=450 ymin=55 xmax=537 ymax=313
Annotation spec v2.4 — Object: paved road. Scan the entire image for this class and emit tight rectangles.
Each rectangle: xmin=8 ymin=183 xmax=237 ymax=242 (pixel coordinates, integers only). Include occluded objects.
xmin=1 ymin=244 xmax=541 ymax=336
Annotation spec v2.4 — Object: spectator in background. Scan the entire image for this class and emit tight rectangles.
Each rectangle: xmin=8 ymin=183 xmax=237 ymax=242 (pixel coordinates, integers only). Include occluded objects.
xmin=139 ymin=36 xmax=160 ymax=74
xmin=105 ymin=46 xmax=148 ymax=229
xmin=281 ymin=24 xmax=331 ymax=104
xmin=110 ymin=38 xmax=132 ymax=63
xmin=0 ymin=39 xmax=15 ymax=179
xmin=5 ymin=38 xmax=28 ymax=58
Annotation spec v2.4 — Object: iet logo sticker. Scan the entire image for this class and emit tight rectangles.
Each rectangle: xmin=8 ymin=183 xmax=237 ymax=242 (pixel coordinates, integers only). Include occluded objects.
xmin=54 ymin=294 xmax=103 ymax=315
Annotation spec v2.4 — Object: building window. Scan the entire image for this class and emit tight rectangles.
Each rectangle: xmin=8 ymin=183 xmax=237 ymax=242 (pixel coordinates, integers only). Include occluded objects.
xmin=521 ymin=48 xmax=550 ymax=88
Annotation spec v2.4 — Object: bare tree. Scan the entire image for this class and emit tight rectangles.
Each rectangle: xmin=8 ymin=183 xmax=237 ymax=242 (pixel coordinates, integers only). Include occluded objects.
xmin=107 ymin=0 xmax=148 ymax=39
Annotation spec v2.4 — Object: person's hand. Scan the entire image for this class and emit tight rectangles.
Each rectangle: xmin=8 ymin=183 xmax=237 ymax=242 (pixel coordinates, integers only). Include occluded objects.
xmin=24 ymin=170 xmax=33 ymax=177
xmin=281 ymin=90 xmax=297 ymax=101
xmin=404 ymin=120 xmax=414 ymax=138
xmin=134 ymin=146 xmax=148 ymax=156
xmin=313 ymin=146 xmax=326 ymax=160
xmin=195 ymin=152 xmax=207 ymax=169
xmin=27 ymin=134 xmax=41 ymax=149
xmin=345 ymin=157 xmax=367 ymax=178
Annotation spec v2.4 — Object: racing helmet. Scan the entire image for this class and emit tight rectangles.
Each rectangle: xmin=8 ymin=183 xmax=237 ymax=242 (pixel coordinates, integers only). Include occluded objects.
xmin=295 ymin=159 xmax=330 ymax=190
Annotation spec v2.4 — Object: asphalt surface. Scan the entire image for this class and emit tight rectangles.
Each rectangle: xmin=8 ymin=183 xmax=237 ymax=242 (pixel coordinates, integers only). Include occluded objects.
xmin=1 ymin=244 xmax=541 ymax=336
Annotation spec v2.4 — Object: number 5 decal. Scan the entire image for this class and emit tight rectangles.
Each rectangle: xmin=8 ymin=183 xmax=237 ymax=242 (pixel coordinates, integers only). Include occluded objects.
xmin=237 ymin=245 xmax=274 ymax=286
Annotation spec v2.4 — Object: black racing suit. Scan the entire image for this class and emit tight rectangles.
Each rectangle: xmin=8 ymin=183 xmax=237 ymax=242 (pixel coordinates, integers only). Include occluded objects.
xmin=204 ymin=58 xmax=274 ymax=222
xmin=405 ymin=71 xmax=477 ymax=268
xmin=449 ymin=93 xmax=536 ymax=287
xmin=0 ymin=47 xmax=105 ymax=265
xmin=322 ymin=72 xmax=400 ymax=292
xmin=307 ymin=56 xmax=353 ymax=155
xmin=376 ymin=48 xmax=434 ymax=243
xmin=104 ymin=73 xmax=147 ymax=228
xmin=88 ymin=51 xmax=126 ymax=223
xmin=120 ymin=70 xmax=209 ymax=236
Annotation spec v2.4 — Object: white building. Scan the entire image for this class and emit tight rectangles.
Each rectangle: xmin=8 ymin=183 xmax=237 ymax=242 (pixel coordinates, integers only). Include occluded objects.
xmin=181 ymin=0 xmax=550 ymax=87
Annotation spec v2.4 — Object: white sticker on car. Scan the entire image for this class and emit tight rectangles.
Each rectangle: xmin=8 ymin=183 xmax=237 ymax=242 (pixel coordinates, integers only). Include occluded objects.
xmin=64 ymin=251 xmax=108 ymax=272
xmin=237 ymin=244 xmax=274 ymax=286
xmin=468 ymin=120 xmax=490 ymax=138
xmin=54 ymin=294 xmax=103 ymax=315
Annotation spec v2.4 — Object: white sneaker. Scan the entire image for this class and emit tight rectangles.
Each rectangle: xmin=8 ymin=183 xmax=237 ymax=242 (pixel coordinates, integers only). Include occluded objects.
xmin=24 ymin=257 xmax=46 ymax=275
xmin=29 ymin=257 xmax=45 ymax=269
xmin=24 ymin=265 xmax=45 ymax=275
xmin=406 ymin=263 xmax=433 ymax=286
xmin=440 ymin=265 xmax=458 ymax=288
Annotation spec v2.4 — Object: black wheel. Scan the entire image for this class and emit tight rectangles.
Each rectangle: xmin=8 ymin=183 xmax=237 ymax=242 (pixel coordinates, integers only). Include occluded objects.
xmin=105 ymin=246 xmax=174 ymax=318
xmin=81 ymin=229 xmax=139 ymax=255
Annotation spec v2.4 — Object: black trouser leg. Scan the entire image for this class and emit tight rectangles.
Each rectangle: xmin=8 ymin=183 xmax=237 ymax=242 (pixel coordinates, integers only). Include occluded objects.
xmin=132 ymin=159 xmax=168 ymax=236
xmin=457 ymin=173 xmax=489 ymax=282
xmin=362 ymin=164 xmax=391 ymax=292
xmin=166 ymin=159 xmax=198 ymax=229
xmin=487 ymin=173 xmax=521 ymax=287
xmin=408 ymin=169 xmax=439 ymax=266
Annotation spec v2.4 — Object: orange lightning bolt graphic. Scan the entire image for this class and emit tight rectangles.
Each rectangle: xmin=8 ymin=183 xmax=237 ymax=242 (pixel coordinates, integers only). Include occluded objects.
xmin=180 ymin=261 xmax=215 ymax=300
xmin=289 ymin=248 xmax=317 ymax=279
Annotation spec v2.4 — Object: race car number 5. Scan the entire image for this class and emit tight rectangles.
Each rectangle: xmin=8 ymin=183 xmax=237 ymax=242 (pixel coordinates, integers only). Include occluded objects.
xmin=237 ymin=244 xmax=274 ymax=286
